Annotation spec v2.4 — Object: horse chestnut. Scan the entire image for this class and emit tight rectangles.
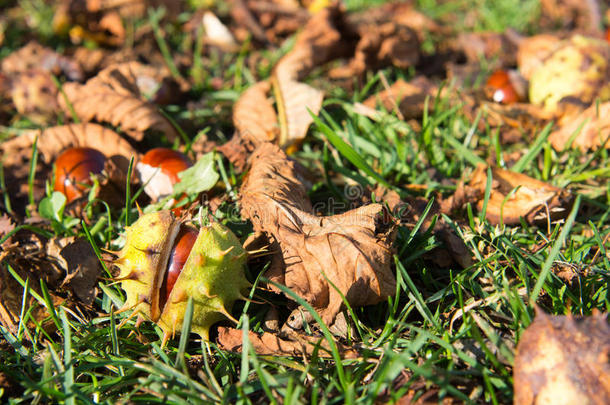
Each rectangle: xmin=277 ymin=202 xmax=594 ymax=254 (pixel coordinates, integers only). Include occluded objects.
xmin=136 ymin=148 xmax=193 ymax=201
xmin=53 ymin=147 xmax=106 ymax=203
xmin=486 ymin=70 xmax=520 ymax=104
xmin=113 ymin=211 xmax=249 ymax=342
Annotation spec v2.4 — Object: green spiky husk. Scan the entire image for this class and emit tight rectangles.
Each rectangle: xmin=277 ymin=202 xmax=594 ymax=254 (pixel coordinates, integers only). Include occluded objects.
xmin=158 ymin=222 xmax=249 ymax=339
xmin=114 ymin=211 xmax=178 ymax=318
xmin=114 ymin=211 xmax=249 ymax=341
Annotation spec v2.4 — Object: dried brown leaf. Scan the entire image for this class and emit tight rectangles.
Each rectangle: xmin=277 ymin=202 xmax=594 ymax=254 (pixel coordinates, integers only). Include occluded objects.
xmin=0 ymin=215 xmax=15 ymax=239
xmin=517 ymin=34 xmax=562 ymax=80
xmin=59 ymin=84 xmax=174 ymax=141
xmin=240 ymin=143 xmax=396 ymax=323
xmin=8 ymin=70 xmax=59 ymax=123
xmin=550 ymin=101 xmax=610 ymax=150
xmin=47 ymin=237 xmax=101 ymax=305
xmin=54 ymin=0 xmax=181 ymax=46
xmin=1 ymin=123 xmax=139 ymax=207
xmin=514 ymin=309 xmax=610 ymax=405
xmin=540 ymin=0 xmax=603 ymax=33
xmin=217 ymin=326 xmax=358 ymax=358
xmin=1 ymin=123 xmax=138 ymax=167
xmin=1 ymin=41 xmax=83 ymax=81
xmin=0 ymin=227 xmax=67 ymax=334
xmin=230 ymin=0 xmax=310 ymax=45
xmin=455 ymin=32 xmax=518 ymax=68
xmin=233 ymin=81 xmax=279 ymax=146
xmin=330 ymin=21 xmax=419 ymax=79
xmin=469 ymin=164 xmax=573 ymax=225
xmin=272 ymin=6 xmax=343 ymax=148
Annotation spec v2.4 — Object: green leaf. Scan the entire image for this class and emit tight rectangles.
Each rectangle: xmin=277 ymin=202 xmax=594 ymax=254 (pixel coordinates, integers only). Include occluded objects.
xmin=39 ymin=191 xmax=67 ymax=222
xmin=173 ymin=152 xmax=220 ymax=195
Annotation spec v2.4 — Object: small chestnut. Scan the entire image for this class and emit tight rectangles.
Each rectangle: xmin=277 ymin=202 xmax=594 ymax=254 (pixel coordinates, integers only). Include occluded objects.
xmin=486 ymin=69 xmax=520 ymax=104
xmin=136 ymin=148 xmax=193 ymax=201
xmin=54 ymin=147 xmax=106 ymax=203
xmin=159 ymin=225 xmax=198 ymax=308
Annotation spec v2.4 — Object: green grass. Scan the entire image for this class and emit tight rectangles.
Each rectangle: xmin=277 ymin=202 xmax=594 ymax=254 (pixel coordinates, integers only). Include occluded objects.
xmin=1 ymin=1 xmax=610 ymax=404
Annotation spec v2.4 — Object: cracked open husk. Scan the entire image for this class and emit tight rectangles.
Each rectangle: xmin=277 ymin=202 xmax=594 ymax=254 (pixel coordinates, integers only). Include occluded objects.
xmin=113 ymin=211 xmax=249 ymax=342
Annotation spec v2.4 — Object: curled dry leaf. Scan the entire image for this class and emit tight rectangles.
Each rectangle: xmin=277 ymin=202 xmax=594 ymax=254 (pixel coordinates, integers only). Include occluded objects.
xmin=271 ymin=6 xmax=343 ymax=149
xmin=539 ymin=0 xmax=603 ymax=34
xmin=217 ymin=326 xmax=358 ymax=358
xmin=550 ymin=101 xmax=610 ymax=150
xmin=364 ymin=2 xmax=444 ymax=41
xmin=1 ymin=41 xmax=83 ymax=81
xmin=90 ymin=61 xmax=185 ymax=104
xmin=0 ymin=215 xmax=15 ymax=239
xmin=54 ymin=0 xmax=181 ymax=45
xmin=233 ymin=80 xmax=279 ymax=146
xmin=479 ymin=101 xmax=551 ymax=136
xmin=468 ymin=165 xmax=573 ymax=225
xmin=46 ymin=237 xmax=101 ymax=305
xmin=455 ymin=32 xmax=518 ymax=68
xmin=8 ymin=70 xmax=60 ymax=123
xmin=1 ymin=123 xmax=139 ymax=206
xmin=1 ymin=123 xmax=138 ymax=168
xmin=516 ymin=34 xmax=562 ymax=80
xmin=330 ymin=20 xmax=419 ymax=80
xmin=0 ymin=225 xmax=70 ymax=334
xmin=0 ymin=42 xmax=83 ymax=123
xmin=58 ymin=62 xmax=179 ymax=141
xmin=529 ymin=35 xmax=610 ymax=113
xmin=230 ymin=0 xmax=309 ymax=45
xmin=240 ymin=143 xmax=396 ymax=324
xmin=514 ymin=308 xmax=610 ymax=405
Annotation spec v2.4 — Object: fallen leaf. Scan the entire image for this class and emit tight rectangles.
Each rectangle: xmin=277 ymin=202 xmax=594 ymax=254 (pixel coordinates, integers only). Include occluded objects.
xmin=0 ymin=123 xmax=139 ymax=208
xmin=329 ymin=20 xmax=419 ymax=79
xmin=47 ymin=237 xmax=101 ymax=305
xmin=272 ymin=6 xmax=343 ymax=148
xmin=550 ymin=101 xmax=610 ymax=150
xmin=514 ymin=308 xmax=610 ymax=405
xmin=468 ymin=165 xmax=573 ymax=225
xmin=8 ymin=69 xmax=59 ymax=124
xmin=217 ymin=326 xmax=358 ymax=358
xmin=516 ymin=33 xmax=562 ymax=80
xmin=216 ymin=135 xmax=250 ymax=172
xmin=230 ymin=0 xmax=272 ymax=45
xmin=1 ymin=123 xmax=139 ymax=168
xmin=230 ymin=0 xmax=309 ymax=45
xmin=58 ymin=62 xmax=180 ymax=141
xmin=240 ymin=143 xmax=396 ymax=324
xmin=455 ymin=32 xmax=518 ymax=68
xmin=0 ymin=225 xmax=69 ymax=335
xmin=0 ymin=42 xmax=83 ymax=123
xmin=479 ymin=101 xmax=551 ymax=134
xmin=53 ymin=0 xmax=181 ymax=46
xmin=528 ymin=35 xmax=610 ymax=113
xmin=539 ymin=0 xmax=603 ymax=34
xmin=0 ymin=215 xmax=15 ymax=239
xmin=1 ymin=41 xmax=83 ymax=81
xmin=233 ymin=81 xmax=279 ymax=146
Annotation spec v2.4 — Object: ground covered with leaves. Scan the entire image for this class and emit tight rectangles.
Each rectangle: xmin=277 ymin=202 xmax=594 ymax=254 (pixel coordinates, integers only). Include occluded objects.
xmin=0 ymin=0 xmax=609 ymax=403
